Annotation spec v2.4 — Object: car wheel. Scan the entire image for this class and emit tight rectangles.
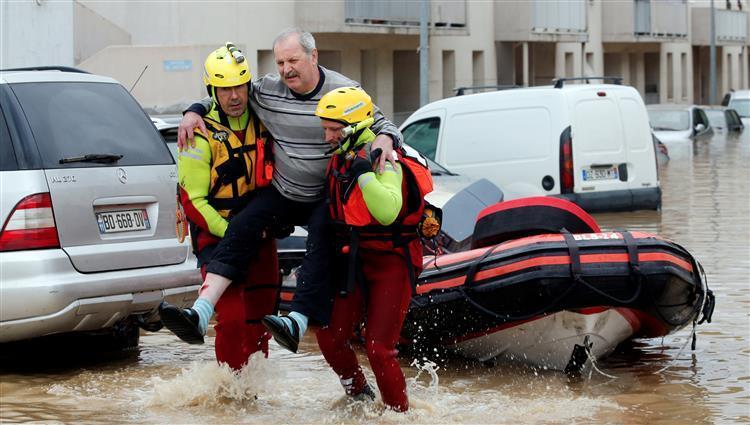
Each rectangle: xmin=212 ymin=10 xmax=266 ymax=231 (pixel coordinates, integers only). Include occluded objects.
xmin=95 ymin=319 xmax=141 ymax=352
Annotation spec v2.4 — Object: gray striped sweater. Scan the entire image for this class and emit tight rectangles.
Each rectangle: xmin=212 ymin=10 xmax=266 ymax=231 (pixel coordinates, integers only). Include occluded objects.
xmin=197 ymin=66 xmax=402 ymax=203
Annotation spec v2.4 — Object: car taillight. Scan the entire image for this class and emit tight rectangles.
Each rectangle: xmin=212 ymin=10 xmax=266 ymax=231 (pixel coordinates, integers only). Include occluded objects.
xmin=0 ymin=193 xmax=60 ymax=251
xmin=559 ymin=126 xmax=574 ymax=194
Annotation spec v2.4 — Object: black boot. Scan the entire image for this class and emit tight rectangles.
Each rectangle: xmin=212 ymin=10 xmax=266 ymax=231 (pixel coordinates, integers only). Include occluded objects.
xmin=351 ymin=384 xmax=376 ymax=402
xmin=261 ymin=315 xmax=300 ymax=353
xmin=159 ymin=302 xmax=204 ymax=344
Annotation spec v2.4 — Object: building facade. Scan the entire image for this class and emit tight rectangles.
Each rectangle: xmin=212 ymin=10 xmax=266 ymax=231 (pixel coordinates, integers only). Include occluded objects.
xmin=2 ymin=0 xmax=748 ymax=121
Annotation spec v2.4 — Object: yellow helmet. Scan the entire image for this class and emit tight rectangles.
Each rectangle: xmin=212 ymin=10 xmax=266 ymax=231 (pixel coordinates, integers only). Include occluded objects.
xmin=315 ymin=86 xmax=373 ymax=125
xmin=203 ymin=43 xmax=251 ymax=88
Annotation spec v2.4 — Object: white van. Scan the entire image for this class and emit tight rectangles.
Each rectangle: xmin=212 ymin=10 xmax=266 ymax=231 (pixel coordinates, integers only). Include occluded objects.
xmin=400 ymin=81 xmax=661 ymax=212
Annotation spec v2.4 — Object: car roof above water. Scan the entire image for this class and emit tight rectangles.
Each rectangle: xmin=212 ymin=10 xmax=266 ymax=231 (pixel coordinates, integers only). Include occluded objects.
xmin=0 ymin=69 xmax=118 ymax=85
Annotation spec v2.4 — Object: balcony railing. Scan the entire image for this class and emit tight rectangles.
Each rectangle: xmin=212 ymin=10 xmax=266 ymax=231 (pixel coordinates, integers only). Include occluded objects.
xmin=532 ymin=0 xmax=586 ymax=34
xmin=634 ymin=0 xmax=687 ymax=38
xmin=716 ymin=9 xmax=747 ymax=42
xmin=344 ymin=0 xmax=465 ymax=28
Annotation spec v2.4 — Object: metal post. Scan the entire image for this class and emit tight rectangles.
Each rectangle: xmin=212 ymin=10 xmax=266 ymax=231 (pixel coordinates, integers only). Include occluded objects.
xmin=419 ymin=0 xmax=429 ymax=106
xmin=709 ymin=0 xmax=717 ymax=104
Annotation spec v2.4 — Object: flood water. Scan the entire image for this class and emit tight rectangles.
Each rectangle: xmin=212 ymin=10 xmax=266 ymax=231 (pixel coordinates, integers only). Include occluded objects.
xmin=1 ymin=133 xmax=748 ymax=424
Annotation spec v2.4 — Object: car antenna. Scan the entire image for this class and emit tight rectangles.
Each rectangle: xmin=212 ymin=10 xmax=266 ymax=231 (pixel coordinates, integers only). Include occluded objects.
xmin=129 ymin=65 xmax=148 ymax=93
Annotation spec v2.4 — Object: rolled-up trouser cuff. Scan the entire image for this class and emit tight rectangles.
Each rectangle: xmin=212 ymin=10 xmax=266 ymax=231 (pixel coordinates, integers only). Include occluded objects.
xmin=204 ymin=260 xmax=244 ymax=282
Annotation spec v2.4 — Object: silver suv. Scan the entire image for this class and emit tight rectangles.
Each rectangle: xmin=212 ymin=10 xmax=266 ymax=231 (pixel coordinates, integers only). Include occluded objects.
xmin=0 ymin=67 xmax=201 ymax=349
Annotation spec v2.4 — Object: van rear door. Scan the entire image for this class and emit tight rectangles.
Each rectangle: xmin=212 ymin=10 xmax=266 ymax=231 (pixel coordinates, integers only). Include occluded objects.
xmin=569 ymin=88 xmax=631 ymax=197
xmin=615 ymin=89 xmax=658 ymax=196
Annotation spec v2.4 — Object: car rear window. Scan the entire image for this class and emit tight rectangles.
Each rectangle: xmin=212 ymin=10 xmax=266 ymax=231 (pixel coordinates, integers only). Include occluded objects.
xmin=705 ymin=110 xmax=725 ymax=129
xmin=728 ymin=99 xmax=750 ymax=118
xmin=10 ymin=82 xmax=173 ymax=168
xmin=648 ymin=110 xmax=689 ymax=131
xmin=0 ymin=109 xmax=18 ymax=171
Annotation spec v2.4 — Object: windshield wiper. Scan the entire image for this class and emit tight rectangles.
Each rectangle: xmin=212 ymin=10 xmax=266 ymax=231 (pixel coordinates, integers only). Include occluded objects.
xmin=59 ymin=154 xmax=123 ymax=164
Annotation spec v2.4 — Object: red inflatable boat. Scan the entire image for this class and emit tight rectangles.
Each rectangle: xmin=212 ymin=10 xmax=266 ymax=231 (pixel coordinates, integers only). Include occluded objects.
xmin=280 ymin=197 xmax=715 ymax=371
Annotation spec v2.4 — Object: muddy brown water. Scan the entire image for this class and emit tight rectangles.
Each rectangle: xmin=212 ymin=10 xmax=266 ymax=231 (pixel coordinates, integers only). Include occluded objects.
xmin=1 ymin=133 xmax=748 ymax=424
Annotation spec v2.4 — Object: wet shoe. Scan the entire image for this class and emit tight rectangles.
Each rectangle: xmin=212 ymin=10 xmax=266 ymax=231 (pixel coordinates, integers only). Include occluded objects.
xmin=159 ymin=302 xmax=204 ymax=344
xmin=351 ymin=384 xmax=376 ymax=402
xmin=262 ymin=315 xmax=299 ymax=353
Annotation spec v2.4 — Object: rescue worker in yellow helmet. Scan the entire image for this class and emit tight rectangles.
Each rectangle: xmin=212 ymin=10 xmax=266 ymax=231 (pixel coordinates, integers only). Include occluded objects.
xmin=264 ymin=87 xmax=433 ymax=412
xmin=160 ymin=43 xmax=279 ymax=370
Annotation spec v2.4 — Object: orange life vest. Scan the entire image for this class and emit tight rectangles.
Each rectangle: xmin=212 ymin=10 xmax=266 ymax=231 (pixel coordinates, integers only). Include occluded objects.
xmin=327 ymin=145 xmax=433 ymax=293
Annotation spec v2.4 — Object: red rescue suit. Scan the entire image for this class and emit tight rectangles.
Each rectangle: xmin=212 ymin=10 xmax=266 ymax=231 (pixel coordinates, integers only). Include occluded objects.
xmin=316 ymin=145 xmax=430 ymax=412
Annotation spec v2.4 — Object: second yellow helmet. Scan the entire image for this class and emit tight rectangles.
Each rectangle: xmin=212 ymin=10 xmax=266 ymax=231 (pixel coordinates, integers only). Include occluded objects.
xmin=315 ymin=86 xmax=373 ymax=125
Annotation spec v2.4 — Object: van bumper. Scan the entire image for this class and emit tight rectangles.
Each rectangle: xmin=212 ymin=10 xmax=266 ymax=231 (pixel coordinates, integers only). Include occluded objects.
xmin=557 ymin=187 xmax=661 ymax=213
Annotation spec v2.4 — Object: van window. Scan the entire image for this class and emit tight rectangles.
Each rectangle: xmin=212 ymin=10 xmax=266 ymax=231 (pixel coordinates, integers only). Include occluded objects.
xmin=444 ymin=107 xmax=552 ymax=165
xmin=402 ymin=118 xmax=440 ymax=160
xmin=10 ymin=82 xmax=174 ymax=169
xmin=693 ymin=108 xmax=709 ymax=128
xmin=0 ymin=109 xmax=18 ymax=171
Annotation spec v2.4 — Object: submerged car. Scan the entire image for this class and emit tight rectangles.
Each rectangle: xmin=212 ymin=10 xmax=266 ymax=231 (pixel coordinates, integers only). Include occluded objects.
xmin=702 ymin=106 xmax=745 ymax=134
xmin=647 ymin=104 xmax=714 ymax=144
xmin=722 ymin=89 xmax=750 ymax=126
xmin=0 ymin=67 xmax=201 ymax=348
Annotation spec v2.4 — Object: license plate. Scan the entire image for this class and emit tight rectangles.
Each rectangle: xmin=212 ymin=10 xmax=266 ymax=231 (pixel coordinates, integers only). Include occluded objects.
xmin=96 ymin=209 xmax=150 ymax=234
xmin=582 ymin=167 xmax=618 ymax=181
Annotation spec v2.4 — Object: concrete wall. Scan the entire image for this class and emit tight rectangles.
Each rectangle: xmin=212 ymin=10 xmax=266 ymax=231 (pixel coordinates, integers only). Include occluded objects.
xmin=1 ymin=0 xmax=74 ymax=68
xmin=74 ymin=1 xmax=131 ymax=64
xmin=77 ymin=0 xmax=296 ymax=77
xmin=78 ymin=45 xmax=222 ymax=113
xmin=429 ymin=1 xmax=496 ymax=101
xmin=660 ymin=42 xmax=693 ymax=103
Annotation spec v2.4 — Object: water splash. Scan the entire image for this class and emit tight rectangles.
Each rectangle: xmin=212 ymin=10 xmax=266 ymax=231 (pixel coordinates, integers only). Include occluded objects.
xmin=147 ymin=352 xmax=275 ymax=408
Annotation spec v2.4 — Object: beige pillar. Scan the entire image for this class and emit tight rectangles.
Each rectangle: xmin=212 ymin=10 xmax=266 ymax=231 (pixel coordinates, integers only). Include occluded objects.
xmin=522 ymin=42 xmax=529 ymax=87
xmin=340 ymin=48 xmax=361 ymax=84
xmin=659 ymin=46 xmax=669 ymax=103
xmin=555 ymin=43 xmax=583 ymax=80
xmin=375 ymin=48 xmax=394 ymax=119
xmin=634 ymin=52 xmax=646 ymax=98
xmin=621 ymin=52 xmax=631 ymax=85
xmin=428 ymin=43 xmax=442 ymax=102
xmin=455 ymin=49 xmax=473 ymax=90
xmin=721 ymin=47 xmax=729 ymax=95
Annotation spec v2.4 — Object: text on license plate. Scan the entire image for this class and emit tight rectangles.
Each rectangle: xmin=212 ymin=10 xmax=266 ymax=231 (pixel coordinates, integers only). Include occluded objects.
xmin=97 ymin=209 xmax=150 ymax=233
xmin=582 ymin=167 xmax=618 ymax=181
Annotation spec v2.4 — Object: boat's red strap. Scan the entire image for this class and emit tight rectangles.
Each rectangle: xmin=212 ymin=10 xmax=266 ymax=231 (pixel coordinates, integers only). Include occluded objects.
xmin=417 ymin=252 xmax=694 ymax=294
xmin=423 ymin=231 xmax=666 ymax=270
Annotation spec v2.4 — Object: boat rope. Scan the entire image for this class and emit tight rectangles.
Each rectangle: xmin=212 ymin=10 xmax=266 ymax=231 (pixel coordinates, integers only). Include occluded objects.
xmin=582 ymin=337 xmax=618 ymax=380
xmin=654 ymin=263 xmax=711 ymax=374
xmin=458 ymin=238 xmax=580 ymax=321
xmin=562 ymin=231 xmax=644 ymax=305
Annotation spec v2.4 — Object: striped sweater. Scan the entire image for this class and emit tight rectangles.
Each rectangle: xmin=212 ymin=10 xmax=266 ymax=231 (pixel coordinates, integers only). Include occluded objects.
xmin=195 ymin=66 xmax=402 ymax=203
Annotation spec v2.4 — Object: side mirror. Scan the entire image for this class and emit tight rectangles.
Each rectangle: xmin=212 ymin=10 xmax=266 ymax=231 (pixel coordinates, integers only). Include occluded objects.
xmin=694 ymin=123 xmax=706 ymax=134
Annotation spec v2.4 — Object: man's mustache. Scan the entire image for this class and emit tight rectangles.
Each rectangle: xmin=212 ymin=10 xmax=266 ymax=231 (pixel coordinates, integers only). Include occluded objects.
xmin=285 ymin=71 xmax=299 ymax=79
